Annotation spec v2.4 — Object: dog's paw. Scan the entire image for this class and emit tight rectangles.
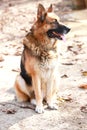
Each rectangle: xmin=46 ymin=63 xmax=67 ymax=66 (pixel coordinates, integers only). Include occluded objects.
xmin=48 ymin=103 xmax=58 ymax=110
xmin=35 ymin=105 xmax=44 ymax=114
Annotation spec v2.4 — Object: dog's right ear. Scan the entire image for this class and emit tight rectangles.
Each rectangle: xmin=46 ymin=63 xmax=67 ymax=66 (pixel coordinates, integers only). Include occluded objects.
xmin=37 ymin=4 xmax=46 ymax=22
xmin=47 ymin=4 xmax=53 ymax=12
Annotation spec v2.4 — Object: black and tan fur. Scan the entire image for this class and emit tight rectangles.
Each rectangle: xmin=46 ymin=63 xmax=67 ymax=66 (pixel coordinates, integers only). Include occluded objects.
xmin=14 ymin=4 xmax=70 ymax=113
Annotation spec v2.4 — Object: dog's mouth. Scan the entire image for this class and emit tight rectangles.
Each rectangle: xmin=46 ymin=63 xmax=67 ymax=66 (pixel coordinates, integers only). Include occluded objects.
xmin=47 ymin=29 xmax=64 ymax=40
xmin=47 ymin=26 xmax=70 ymax=41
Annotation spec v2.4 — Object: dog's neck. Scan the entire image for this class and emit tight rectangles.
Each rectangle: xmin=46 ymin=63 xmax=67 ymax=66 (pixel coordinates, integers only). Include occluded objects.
xmin=36 ymin=31 xmax=58 ymax=46
xmin=23 ymin=32 xmax=58 ymax=57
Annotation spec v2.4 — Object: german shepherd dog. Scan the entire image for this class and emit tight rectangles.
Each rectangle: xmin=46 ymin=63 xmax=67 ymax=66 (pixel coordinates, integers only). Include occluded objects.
xmin=14 ymin=4 xmax=70 ymax=113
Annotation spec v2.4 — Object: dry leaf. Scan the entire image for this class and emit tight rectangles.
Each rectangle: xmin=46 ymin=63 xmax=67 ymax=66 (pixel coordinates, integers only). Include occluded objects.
xmin=57 ymin=95 xmax=72 ymax=102
xmin=80 ymin=105 xmax=87 ymax=113
xmin=77 ymin=44 xmax=82 ymax=49
xmin=0 ymin=55 xmax=4 ymax=62
xmin=57 ymin=97 xmax=65 ymax=102
xmin=61 ymin=74 xmax=68 ymax=78
xmin=82 ymin=71 xmax=87 ymax=76
xmin=79 ymin=84 xmax=87 ymax=89
xmin=67 ymin=45 xmax=78 ymax=55
xmin=2 ymin=109 xmax=16 ymax=114
xmin=67 ymin=46 xmax=73 ymax=51
xmin=63 ymin=97 xmax=72 ymax=101
xmin=62 ymin=63 xmax=73 ymax=65
xmin=12 ymin=68 xmax=20 ymax=72
xmin=14 ymin=51 xmax=22 ymax=56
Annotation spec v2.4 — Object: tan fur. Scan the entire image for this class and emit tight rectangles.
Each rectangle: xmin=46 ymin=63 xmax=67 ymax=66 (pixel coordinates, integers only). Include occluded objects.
xmin=14 ymin=4 xmax=62 ymax=113
xmin=14 ymin=81 xmax=29 ymax=102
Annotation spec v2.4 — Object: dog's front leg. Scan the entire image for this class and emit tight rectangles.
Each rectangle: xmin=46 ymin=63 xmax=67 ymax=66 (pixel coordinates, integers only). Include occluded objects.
xmin=32 ymin=74 xmax=44 ymax=113
xmin=47 ymin=77 xmax=58 ymax=110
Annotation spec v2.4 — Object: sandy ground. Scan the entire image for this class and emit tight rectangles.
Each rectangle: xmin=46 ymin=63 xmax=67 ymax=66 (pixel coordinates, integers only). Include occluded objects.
xmin=0 ymin=0 xmax=87 ymax=130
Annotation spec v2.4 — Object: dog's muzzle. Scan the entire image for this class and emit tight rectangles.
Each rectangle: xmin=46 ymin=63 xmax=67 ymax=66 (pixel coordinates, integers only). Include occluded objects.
xmin=47 ymin=25 xmax=70 ymax=40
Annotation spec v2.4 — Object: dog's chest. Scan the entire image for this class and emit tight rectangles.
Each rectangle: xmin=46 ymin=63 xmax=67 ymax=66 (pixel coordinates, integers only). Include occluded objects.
xmin=39 ymin=55 xmax=58 ymax=81
xmin=39 ymin=48 xmax=58 ymax=67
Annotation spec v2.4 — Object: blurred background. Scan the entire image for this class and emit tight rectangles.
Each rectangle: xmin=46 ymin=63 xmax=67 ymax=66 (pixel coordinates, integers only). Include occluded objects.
xmin=0 ymin=1 xmax=87 ymax=130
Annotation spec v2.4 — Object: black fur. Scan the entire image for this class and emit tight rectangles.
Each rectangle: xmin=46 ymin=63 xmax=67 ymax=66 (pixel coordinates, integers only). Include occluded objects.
xmin=20 ymin=60 xmax=32 ymax=86
xmin=47 ymin=24 xmax=70 ymax=39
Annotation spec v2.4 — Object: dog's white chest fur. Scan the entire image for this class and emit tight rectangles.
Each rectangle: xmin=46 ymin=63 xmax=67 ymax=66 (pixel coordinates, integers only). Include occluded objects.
xmin=40 ymin=57 xmax=58 ymax=81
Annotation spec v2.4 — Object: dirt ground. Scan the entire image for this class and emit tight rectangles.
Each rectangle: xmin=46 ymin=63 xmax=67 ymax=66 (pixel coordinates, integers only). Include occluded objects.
xmin=0 ymin=0 xmax=87 ymax=130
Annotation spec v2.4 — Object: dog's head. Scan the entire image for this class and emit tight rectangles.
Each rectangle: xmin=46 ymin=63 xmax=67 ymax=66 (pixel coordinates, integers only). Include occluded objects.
xmin=31 ymin=4 xmax=70 ymax=41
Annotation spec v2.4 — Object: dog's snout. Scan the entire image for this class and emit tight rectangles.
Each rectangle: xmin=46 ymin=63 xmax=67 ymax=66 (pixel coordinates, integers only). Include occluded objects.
xmin=63 ymin=26 xmax=70 ymax=34
xmin=57 ymin=24 xmax=70 ymax=34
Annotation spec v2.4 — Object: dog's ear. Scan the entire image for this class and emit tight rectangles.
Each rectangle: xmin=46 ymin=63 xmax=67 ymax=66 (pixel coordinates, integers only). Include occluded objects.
xmin=47 ymin=4 xmax=53 ymax=12
xmin=37 ymin=4 xmax=46 ymax=22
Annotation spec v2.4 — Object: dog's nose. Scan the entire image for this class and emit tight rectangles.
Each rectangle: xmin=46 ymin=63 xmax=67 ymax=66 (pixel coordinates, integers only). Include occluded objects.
xmin=63 ymin=26 xmax=71 ymax=34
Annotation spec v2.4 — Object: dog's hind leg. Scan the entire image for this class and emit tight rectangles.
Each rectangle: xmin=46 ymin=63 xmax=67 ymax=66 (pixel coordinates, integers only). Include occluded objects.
xmin=14 ymin=75 xmax=30 ymax=102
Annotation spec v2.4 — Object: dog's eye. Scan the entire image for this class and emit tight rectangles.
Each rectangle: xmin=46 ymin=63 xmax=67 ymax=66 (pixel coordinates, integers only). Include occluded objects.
xmin=51 ymin=19 xmax=58 ymax=24
xmin=53 ymin=19 xmax=59 ymax=24
xmin=46 ymin=19 xmax=58 ymax=25
xmin=54 ymin=19 xmax=57 ymax=22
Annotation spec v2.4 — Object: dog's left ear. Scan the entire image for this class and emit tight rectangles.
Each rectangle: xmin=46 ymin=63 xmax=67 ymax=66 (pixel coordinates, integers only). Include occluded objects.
xmin=37 ymin=4 xmax=46 ymax=22
xmin=47 ymin=4 xmax=53 ymax=12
